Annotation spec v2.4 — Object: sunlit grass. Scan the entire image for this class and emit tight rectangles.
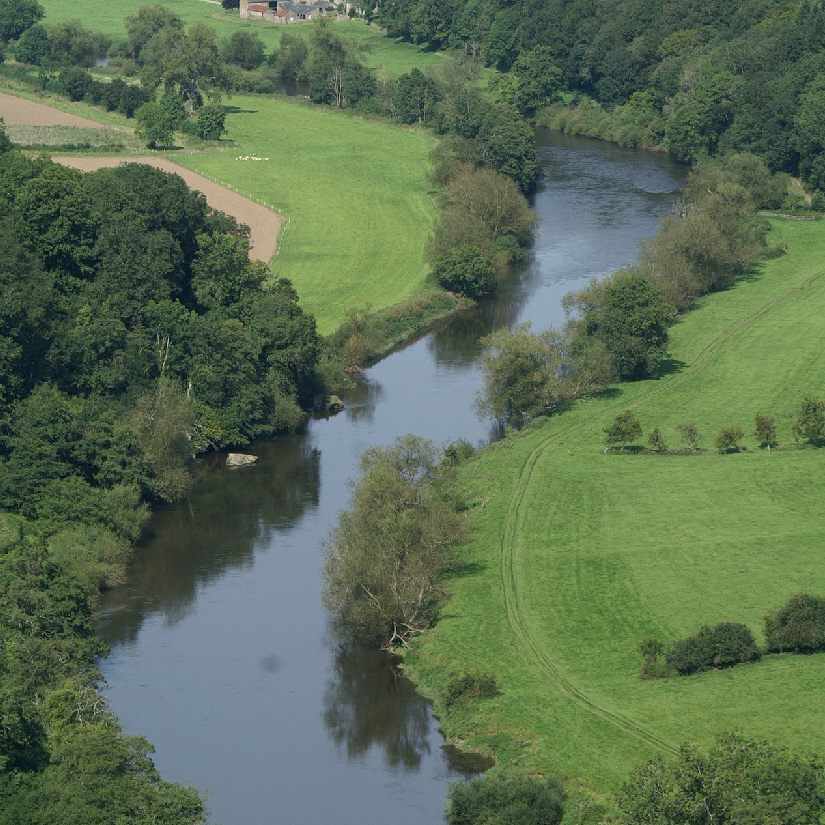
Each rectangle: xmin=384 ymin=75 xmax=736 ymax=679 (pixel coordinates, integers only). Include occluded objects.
xmin=37 ymin=0 xmax=448 ymax=77
xmin=170 ymin=94 xmax=437 ymax=334
xmin=405 ymin=219 xmax=825 ymax=791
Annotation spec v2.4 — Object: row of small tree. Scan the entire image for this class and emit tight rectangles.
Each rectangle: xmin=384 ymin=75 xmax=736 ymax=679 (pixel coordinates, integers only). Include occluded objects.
xmin=640 ymin=594 xmax=825 ymax=679
xmin=604 ymin=397 xmax=825 ymax=453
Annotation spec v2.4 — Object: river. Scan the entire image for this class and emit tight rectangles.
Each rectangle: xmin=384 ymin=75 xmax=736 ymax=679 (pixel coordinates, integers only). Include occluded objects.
xmin=95 ymin=130 xmax=687 ymax=825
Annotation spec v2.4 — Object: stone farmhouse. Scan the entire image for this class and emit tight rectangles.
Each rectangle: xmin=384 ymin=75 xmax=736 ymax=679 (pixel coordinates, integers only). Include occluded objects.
xmin=239 ymin=0 xmax=332 ymax=22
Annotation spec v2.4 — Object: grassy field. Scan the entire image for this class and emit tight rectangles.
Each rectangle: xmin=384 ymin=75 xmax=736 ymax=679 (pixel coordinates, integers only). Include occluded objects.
xmin=405 ymin=218 xmax=825 ymax=793
xmin=36 ymin=0 xmax=448 ymax=77
xmin=170 ymin=94 xmax=437 ymax=333
xmin=0 ymin=77 xmax=438 ymax=334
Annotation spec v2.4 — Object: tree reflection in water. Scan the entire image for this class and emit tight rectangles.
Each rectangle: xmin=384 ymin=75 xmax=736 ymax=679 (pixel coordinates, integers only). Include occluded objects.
xmin=323 ymin=646 xmax=431 ymax=770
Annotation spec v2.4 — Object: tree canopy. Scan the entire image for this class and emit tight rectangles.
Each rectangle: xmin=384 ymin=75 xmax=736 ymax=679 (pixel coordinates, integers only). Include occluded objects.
xmin=322 ymin=435 xmax=469 ymax=649
xmin=617 ymin=733 xmax=825 ymax=825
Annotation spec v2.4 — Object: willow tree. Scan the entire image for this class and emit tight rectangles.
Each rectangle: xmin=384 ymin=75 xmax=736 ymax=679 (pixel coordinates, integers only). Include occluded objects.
xmin=322 ymin=435 xmax=469 ymax=650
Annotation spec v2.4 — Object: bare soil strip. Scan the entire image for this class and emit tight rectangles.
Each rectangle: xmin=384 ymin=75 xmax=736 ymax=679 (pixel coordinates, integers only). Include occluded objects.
xmin=53 ymin=156 xmax=283 ymax=262
xmin=0 ymin=91 xmax=107 ymax=129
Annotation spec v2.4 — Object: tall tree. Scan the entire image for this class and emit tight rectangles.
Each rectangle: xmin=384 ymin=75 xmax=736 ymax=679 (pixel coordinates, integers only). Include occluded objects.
xmin=322 ymin=435 xmax=469 ymax=649
xmin=0 ymin=0 xmax=43 ymax=43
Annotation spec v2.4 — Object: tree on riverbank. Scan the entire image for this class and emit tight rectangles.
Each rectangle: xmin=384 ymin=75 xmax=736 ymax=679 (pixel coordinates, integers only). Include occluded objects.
xmin=617 ymin=733 xmax=825 ymax=825
xmin=322 ymin=435 xmax=469 ymax=649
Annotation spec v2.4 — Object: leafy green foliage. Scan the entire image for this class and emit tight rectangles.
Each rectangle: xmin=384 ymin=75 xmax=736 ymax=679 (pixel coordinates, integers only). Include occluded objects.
xmin=0 ymin=0 xmax=43 ymax=43
xmin=715 ymin=426 xmax=744 ymax=453
xmin=664 ymin=622 xmax=761 ymax=676
xmin=793 ymin=396 xmax=825 ymax=446
xmin=754 ymin=412 xmax=776 ymax=449
xmin=433 ymin=244 xmax=496 ymax=299
xmin=765 ymin=594 xmax=825 ymax=654
xmin=675 ymin=421 xmax=701 ymax=451
xmin=617 ymin=733 xmax=825 ymax=825
xmin=571 ymin=270 xmax=672 ymax=380
xmin=447 ymin=772 xmax=565 ymax=825
xmin=134 ymin=101 xmax=177 ymax=148
xmin=322 ymin=435 xmax=469 ymax=649
xmin=195 ymin=102 xmax=226 ymax=140
xmin=267 ymin=31 xmax=307 ymax=79
xmin=647 ymin=427 xmax=667 ymax=453
xmin=221 ymin=29 xmax=265 ymax=71
xmin=476 ymin=324 xmax=567 ymax=427
xmin=604 ymin=410 xmax=642 ymax=450
xmin=444 ymin=671 xmax=499 ymax=708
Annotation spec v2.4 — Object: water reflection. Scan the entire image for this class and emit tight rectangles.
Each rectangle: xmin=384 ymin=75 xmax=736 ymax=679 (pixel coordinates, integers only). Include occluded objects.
xmin=323 ymin=647 xmax=432 ymax=770
xmin=96 ymin=434 xmax=321 ymax=646
xmin=96 ymin=131 xmax=688 ymax=825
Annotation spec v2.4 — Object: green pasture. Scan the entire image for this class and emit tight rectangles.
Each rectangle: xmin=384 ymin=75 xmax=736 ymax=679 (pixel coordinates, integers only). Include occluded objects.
xmin=171 ymin=94 xmax=437 ymax=333
xmin=36 ymin=0 xmax=448 ymax=77
xmin=405 ymin=219 xmax=825 ymax=792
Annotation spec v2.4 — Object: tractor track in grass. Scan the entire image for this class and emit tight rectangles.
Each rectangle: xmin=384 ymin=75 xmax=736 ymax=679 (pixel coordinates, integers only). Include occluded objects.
xmin=498 ymin=259 xmax=825 ymax=757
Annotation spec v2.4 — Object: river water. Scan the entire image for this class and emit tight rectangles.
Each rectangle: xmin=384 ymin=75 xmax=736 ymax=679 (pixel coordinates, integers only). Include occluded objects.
xmin=95 ymin=131 xmax=686 ymax=825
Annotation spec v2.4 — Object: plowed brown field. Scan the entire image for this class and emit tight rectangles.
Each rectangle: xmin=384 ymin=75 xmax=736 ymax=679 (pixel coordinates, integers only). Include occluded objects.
xmin=0 ymin=91 xmax=107 ymax=128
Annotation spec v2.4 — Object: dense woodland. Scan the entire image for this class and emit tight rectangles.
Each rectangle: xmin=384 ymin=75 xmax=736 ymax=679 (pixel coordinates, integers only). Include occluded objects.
xmin=0 ymin=131 xmax=319 ymax=822
xmin=2 ymin=0 xmax=825 ymax=819
xmin=379 ymin=0 xmax=825 ymax=193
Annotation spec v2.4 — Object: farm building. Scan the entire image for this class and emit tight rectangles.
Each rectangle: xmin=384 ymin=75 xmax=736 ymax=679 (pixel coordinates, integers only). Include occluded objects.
xmin=239 ymin=0 xmax=330 ymax=22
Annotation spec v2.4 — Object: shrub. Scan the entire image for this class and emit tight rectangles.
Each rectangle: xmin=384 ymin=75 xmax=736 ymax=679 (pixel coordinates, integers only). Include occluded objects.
xmin=665 ymin=626 xmax=716 ymax=675
xmin=793 ymin=396 xmax=825 ymax=446
xmin=665 ymin=622 xmax=760 ymax=675
xmin=196 ymin=103 xmax=227 ymax=141
xmin=447 ymin=772 xmax=565 ymax=825
xmin=604 ymin=410 xmax=642 ymax=451
xmin=443 ymin=438 xmax=476 ymax=466
xmin=714 ymin=425 xmax=744 ymax=453
xmin=639 ymin=637 xmax=670 ymax=679
xmin=58 ymin=67 xmax=92 ymax=102
xmin=675 ymin=421 xmax=701 ymax=451
xmin=765 ymin=594 xmax=825 ymax=654
xmin=711 ymin=622 xmax=762 ymax=668
xmin=754 ymin=411 xmax=776 ymax=449
xmin=433 ymin=244 xmax=496 ymax=299
xmin=647 ymin=427 xmax=667 ymax=453
xmin=444 ymin=670 xmax=499 ymax=708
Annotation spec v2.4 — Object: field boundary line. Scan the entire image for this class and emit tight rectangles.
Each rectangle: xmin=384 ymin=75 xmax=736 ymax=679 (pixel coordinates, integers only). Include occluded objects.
xmin=497 ymin=261 xmax=825 ymax=757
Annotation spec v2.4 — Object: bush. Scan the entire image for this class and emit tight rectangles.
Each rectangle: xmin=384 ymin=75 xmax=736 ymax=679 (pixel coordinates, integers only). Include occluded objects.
xmin=793 ymin=396 xmax=825 ymax=446
xmin=58 ymin=67 xmax=92 ymax=102
xmin=754 ymin=411 xmax=776 ymax=449
xmin=447 ymin=772 xmax=565 ymax=825
xmin=714 ymin=425 xmax=744 ymax=453
xmin=443 ymin=438 xmax=476 ymax=466
xmin=433 ymin=244 xmax=496 ymax=299
xmin=675 ymin=421 xmax=701 ymax=451
xmin=765 ymin=594 xmax=825 ymax=654
xmin=647 ymin=427 xmax=667 ymax=453
xmin=196 ymin=103 xmax=227 ymax=141
xmin=665 ymin=622 xmax=760 ymax=675
xmin=618 ymin=733 xmax=825 ymax=825
xmin=444 ymin=671 xmax=499 ymax=708
xmin=604 ymin=410 xmax=642 ymax=450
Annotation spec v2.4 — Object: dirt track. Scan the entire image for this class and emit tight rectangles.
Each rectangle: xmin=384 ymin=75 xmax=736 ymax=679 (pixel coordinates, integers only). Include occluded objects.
xmin=53 ymin=156 xmax=283 ymax=262
xmin=0 ymin=91 xmax=108 ymax=128
xmin=0 ymin=92 xmax=281 ymax=261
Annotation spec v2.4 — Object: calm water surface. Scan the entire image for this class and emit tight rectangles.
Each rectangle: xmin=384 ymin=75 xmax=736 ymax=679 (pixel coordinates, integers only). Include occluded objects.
xmin=95 ymin=131 xmax=686 ymax=825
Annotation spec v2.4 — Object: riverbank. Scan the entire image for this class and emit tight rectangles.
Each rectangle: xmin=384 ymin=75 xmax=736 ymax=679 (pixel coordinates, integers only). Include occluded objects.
xmin=402 ymin=217 xmax=825 ymax=798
